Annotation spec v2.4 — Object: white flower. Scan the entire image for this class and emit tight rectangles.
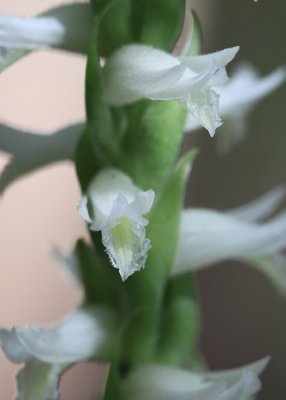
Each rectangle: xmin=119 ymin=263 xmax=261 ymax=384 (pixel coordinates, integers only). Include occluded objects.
xmin=0 ymin=307 xmax=114 ymax=400
xmin=173 ymin=187 xmax=286 ymax=293
xmin=122 ymin=357 xmax=269 ymax=400
xmin=185 ymin=64 xmax=286 ymax=149
xmin=0 ymin=122 xmax=83 ymax=193
xmin=103 ymin=44 xmax=239 ymax=136
xmin=78 ymin=168 xmax=155 ymax=281
xmin=225 ymin=185 xmax=286 ymax=222
xmin=0 ymin=3 xmax=92 ymax=73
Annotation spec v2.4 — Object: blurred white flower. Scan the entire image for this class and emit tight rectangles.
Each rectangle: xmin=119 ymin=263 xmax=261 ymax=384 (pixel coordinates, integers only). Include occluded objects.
xmin=0 ymin=122 xmax=83 ymax=193
xmin=185 ymin=64 xmax=286 ymax=150
xmin=225 ymin=185 xmax=286 ymax=222
xmin=78 ymin=168 xmax=154 ymax=281
xmin=104 ymin=44 xmax=239 ymax=136
xmin=0 ymin=3 xmax=93 ymax=73
xmin=173 ymin=187 xmax=286 ymax=293
xmin=0 ymin=307 xmax=114 ymax=400
xmin=122 ymin=357 xmax=269 ymax=400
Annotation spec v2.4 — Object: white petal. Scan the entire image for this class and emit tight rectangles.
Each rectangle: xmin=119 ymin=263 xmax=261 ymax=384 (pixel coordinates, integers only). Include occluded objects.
xmin=0 ymin=328 xmax=31 ymax=363
xmin=0 ymin=4 xmax=92 ymax=73
xmin=140 ymin=48 xmax=239 ymax=101
xmin=87 ymin=168 xmax=152 ymax=228
xmin=219 ymin=64 xmax=286 ymax=116
xmin=0 ymin=15 xmax=65 ymax=49
xmin=173 ymin=208 xmax=286 ymax=275
xmin=1 ymin=308 xmax=113 ymax=399
xmin=218 ymin=372 xmax=260 ymax=400
xmin=122 ymin=357 xmax=266 ymax=400
xmin=227 ymin=185 xmax=286 ymax=222
xmin=0 ymin=4 xmax=92 ymax=50
xmin=210 ymin=68 xmax=229 ymax=86
xmin=15 ymin=308 xmax=113 ymax=364
xmin=77 ymin=196 xmax=93 ymax=225
xmin=0 ymin=122 xmax=83 ymax=157
xmin=0 ymin=122 xmax=83 ymax=193
xmin=104 ymin=44 xmax=239 ymax=111
xmin=180 ymin=47 xmax=239 ymax=74
xmin=135 ymin=189 xmax=155 ymax=215
xmin=184 ymin=88 xmax=222 ymax=136
xmin=123 ymin=365 xmax=225 ymax=400
xmin=149 ymin=63 xmax=218 ymax=101
xmin=212 ymin=65 xmax=286 ymax=150
xmin=104 ymin=44 xmax=189 ymax=105
xmin=102 ymin=217 xmax=151 ymax=281
xmin=184 ymin=64 xmax=286 ymax=135
xmin=201 ymin=357 xmax=269 ymax=386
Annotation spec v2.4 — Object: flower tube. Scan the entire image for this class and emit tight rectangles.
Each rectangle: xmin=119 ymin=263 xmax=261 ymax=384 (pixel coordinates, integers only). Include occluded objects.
xmin=173 ymin=197 xmax=286 ymax=293
xmin=0 ymin=3 xmax=93 ymax=73
xmin=0 ymin=307 xmax=114 ymax=399
xmin=122 ymin=357 xmax=268 ymax=400
xmin=103 ymin=44 xmax=239 ymax=136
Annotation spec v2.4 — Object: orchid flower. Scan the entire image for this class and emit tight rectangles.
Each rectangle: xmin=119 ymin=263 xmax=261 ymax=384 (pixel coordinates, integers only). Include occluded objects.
xmin=225 ymin=185 xmax=286 ymax=222
xmin=0 ymin=307 xmax=114 ymax=400
xmin=122 ymin=357 xmax=269 ymax=400
xmin=78 ymin=168 xmax=155 ymax=281
xmin=0 ymin=122 xmax=83 ymax=193
xmin=173 ymin=187 xmax=286 ymax=293
xmin=103 ymin=44 xmax=239 ymax=136
xmin=185 ymin=64 xmax=286 ymax=150
xmin=0 ymin=3 xmax=92 ymax=73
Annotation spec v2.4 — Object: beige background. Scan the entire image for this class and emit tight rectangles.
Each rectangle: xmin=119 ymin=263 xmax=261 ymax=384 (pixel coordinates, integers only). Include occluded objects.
xmin=0 ymin=1 xmax=213 ymax=399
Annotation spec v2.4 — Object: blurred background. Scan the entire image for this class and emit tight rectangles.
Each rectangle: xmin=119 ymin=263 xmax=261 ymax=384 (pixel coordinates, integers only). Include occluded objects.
xmin=0 ymin=0 xmax=285 ymax=399
xmin=188 ymin=1 xmax=286 ymax=399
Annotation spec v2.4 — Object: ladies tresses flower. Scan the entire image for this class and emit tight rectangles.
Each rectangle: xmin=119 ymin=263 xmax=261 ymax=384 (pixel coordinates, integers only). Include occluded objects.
xmin=122 ymin=357 xmax=269 ymax=400
xmin=0 ymin=3 xmax=92 ymax=73
xmin=185 ymin=64 xmax=286 ymax=149
xmin=78 ymin=168 xmax=155 ymax=281
xmin=226 ymin=185 xmax=286 ymax=222
xmin=0 ymin=122 xmax=83 ymax=193
xmin=103 ymin=44 xmax=239 ymax=136
xmin=173 ymin=188 xmax=286 ymax=293
xmin=0 ymin=307 xmax=114 ymax=399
